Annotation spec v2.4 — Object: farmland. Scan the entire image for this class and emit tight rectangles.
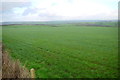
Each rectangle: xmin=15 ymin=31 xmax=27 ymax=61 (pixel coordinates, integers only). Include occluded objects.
xmin=2 ymin=22 xmax=118 ymax=78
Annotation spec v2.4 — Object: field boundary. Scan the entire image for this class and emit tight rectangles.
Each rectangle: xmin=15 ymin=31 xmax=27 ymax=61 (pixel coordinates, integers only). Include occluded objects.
xmin=2 ymin=44 xmax=31 ymax=78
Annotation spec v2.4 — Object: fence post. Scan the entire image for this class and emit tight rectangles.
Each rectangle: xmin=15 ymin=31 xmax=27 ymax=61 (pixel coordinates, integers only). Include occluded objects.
xmin=30 ymin=68 xmax=35 ymax=78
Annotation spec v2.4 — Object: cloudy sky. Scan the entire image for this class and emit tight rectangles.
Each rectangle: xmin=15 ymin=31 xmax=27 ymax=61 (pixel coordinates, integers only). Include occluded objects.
xmin=1 ymin=0 xmax=119 ymax=22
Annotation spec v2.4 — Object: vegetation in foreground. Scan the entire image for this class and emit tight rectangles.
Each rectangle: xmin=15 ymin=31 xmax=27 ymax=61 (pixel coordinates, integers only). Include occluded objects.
xmin=2 ymin=47 xmax=30 ymax=78
xmin=3 ymin=23 xmax=118 ymax=78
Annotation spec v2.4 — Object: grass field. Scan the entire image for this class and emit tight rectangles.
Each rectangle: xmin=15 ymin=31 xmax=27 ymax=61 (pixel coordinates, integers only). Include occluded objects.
xmin=3 ymin=24 xmax=118 ymax=78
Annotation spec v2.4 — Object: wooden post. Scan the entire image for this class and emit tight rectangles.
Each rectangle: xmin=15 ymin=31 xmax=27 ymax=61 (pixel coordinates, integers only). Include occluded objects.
xmin=30 ymin=68 xmax=35 ymax=78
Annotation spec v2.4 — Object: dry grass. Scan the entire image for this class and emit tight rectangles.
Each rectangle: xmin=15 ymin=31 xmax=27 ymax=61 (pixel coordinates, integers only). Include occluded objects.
xmin=2 ymin=45 xmax=30 ymax=78
xmin=0 ymin=43 xmax=2 ymax=79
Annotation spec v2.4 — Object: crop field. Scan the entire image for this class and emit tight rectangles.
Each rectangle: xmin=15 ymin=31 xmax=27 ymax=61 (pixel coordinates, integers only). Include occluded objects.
xmin=3 ymin=23 xmax=118 ymax=78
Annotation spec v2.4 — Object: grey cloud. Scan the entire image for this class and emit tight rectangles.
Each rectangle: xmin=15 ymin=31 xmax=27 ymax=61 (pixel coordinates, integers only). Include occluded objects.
xmin=1 ymin=2 xmax=31 ymax=13
xmin=22 ymin=8 xmax=46 ymax=16
xmin=22 ymin=8 xmax=38 ymax=16
xmin=1 ymin=2 xmax=31 ymax=22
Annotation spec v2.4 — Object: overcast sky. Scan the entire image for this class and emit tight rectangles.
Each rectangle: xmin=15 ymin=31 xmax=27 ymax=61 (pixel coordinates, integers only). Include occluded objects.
xmin=1 ymin=0 xmax=119 ymax=22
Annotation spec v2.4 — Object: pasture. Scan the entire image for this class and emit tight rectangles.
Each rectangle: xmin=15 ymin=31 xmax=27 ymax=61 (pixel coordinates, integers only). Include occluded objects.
xmin=3 ymin=23 xmax=118 ymax=78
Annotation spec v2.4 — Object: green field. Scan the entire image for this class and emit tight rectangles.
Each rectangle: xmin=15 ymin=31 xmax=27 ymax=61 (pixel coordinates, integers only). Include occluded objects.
xmin=3 ymin=24 xmax=118 ymax=78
